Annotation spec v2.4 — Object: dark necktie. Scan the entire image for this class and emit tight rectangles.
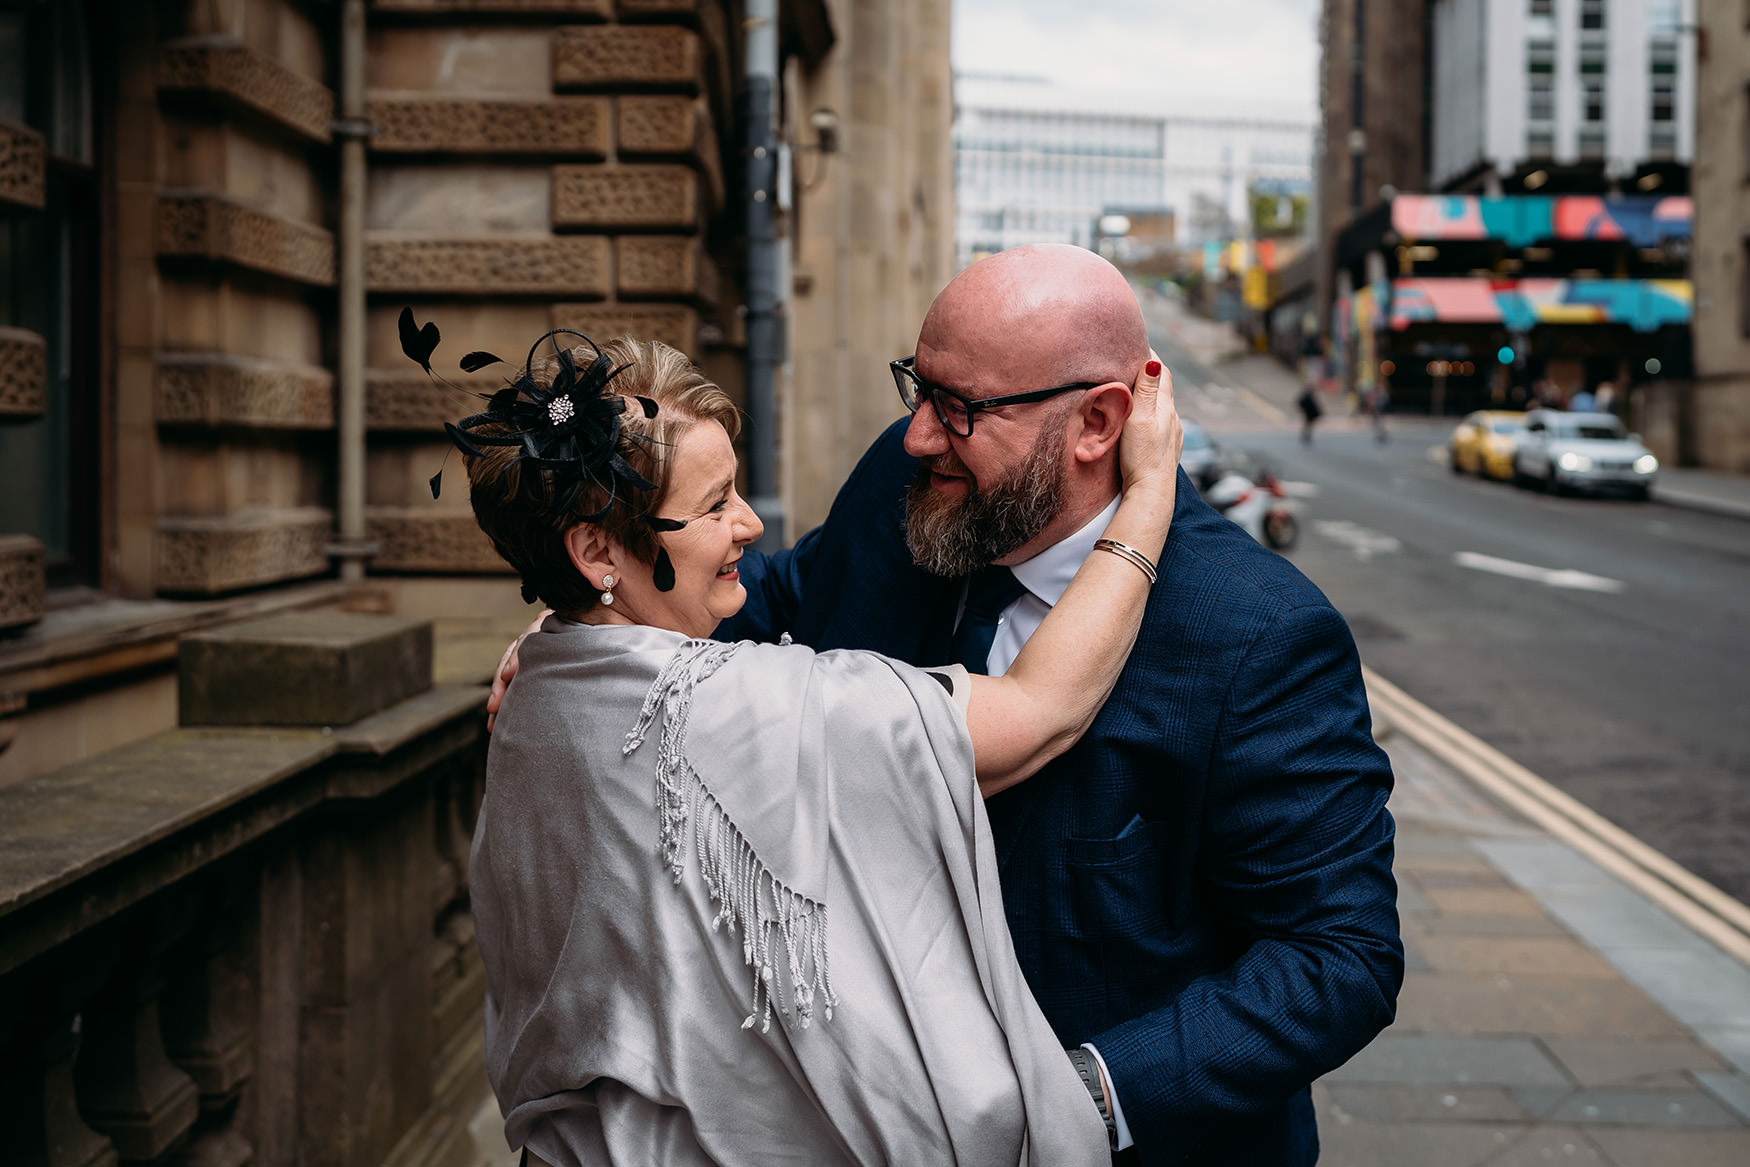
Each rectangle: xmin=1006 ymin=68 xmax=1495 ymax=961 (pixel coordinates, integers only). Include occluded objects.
xmin=949 ymin=566 xmax=1029 ymax=675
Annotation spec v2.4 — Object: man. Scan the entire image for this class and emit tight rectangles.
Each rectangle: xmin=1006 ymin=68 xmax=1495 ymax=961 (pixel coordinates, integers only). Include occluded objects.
xmin=719 ymin=245 xmax=1401 ymax=1164
xmin=491 ymin=245 xmax=1401 ymax=1164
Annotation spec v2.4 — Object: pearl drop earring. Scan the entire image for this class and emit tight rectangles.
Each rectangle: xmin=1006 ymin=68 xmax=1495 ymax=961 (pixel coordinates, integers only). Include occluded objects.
xmin=600 ymin=573 xmax=615 ymax=606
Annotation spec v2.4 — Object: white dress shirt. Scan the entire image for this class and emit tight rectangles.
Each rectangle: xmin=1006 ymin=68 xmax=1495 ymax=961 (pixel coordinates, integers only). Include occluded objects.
xmin=963 ymin=492 xmax=1136 ymax=1150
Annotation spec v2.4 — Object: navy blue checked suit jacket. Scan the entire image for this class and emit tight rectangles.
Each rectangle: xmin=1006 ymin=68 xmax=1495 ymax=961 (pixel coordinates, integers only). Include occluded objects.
xmin=718 ymin=420 xmax=1404 ymax=1165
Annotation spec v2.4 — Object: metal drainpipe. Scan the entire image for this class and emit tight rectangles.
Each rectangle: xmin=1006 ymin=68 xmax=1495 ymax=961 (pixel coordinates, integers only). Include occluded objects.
xmin=333 ymin=0 xmax=370 ymax=580
xmin=742 ymin=0 xmax=784 ymax=550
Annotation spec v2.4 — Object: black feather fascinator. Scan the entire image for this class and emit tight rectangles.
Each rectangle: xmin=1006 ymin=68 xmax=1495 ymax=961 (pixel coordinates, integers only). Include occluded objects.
xmin=401 ymin=306 xmax=669 ymax=522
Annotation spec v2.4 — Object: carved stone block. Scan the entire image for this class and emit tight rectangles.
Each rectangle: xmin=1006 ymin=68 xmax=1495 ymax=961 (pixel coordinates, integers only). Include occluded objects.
xmin=552 ymin=164 xmax=698 ymax=230
xmin=155 ymin=355 xmax=335 ymax=430
xmin=158 ymin=194 xmax=336 ymax=286
xmin=616 ymin=235 xmax=717 ymax=304
xmin=373 ymin=0 xmax=612 ymax=12
xmin=158 ymin=39 xmax=334 ymax=145
xmin=615 ymin=95 xmax=723 ymax=210
xmin=179 ymin=612 xmax=434 ymax=727
xmin=0 ymin=119 xmax=45 ymax=210
xmin=366 ymin=372 xmax=504 ymax=431
xmin=367 ymin=509 xmax=510 ymax=574
xmin=549 ymin=303 xmax=698 ymax=355
xmin=366 ymin=236 xmax=609 ymax=296
xmin=155 ymin=508 xmax=332 ymax=595
xmin=0 ymin=535 xmax=45 ymax=632
xmin=553 ymin=25 xmax=700 ymax=91
xmin=368 ymin=97 xmax=608 ymax=156
xmin=618 ymin=0 xmax=700 ymax=13
xmin=0 ymin=326 xmax=47 ymax=419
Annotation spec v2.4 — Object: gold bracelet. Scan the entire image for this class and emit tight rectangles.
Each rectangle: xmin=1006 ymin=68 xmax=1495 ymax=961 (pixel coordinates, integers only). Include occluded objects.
xmin=1093 ymin=538 xmax=1158 ymax=584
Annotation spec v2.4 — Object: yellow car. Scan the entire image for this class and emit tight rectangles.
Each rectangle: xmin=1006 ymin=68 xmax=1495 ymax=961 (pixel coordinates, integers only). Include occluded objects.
xmin=1449 ymin=411 xmax=1527 ymax=480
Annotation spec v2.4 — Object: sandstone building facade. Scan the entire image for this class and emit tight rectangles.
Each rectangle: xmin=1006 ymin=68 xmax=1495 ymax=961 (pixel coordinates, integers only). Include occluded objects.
xmin=0 ymin=0 xmax=953 ymax=784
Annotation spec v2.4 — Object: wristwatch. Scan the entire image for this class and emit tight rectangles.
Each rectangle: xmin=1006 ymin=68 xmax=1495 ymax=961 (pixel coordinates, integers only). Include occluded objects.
xmin=1066 ymin=1047 xmax=1119 ymax=1149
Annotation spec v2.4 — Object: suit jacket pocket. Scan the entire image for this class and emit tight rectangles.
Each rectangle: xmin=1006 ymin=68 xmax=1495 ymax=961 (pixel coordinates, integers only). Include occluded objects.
xmin=1063 ymin=816 xmax=1175 ymax=951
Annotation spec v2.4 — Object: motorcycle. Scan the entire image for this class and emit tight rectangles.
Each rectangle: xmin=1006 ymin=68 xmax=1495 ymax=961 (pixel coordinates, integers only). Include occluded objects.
xmin=1202 ymin=463 xmax=1299 ymax=551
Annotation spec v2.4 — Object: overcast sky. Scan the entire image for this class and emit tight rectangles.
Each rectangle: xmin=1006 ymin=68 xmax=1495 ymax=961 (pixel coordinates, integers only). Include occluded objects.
xmin=951 ymin=0 xmax=1322 ymax=123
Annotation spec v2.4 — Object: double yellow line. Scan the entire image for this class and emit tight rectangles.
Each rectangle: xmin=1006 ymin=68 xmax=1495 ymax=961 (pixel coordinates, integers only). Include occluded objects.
xmin=1366 ymin=666 xmax=1750 ymax=968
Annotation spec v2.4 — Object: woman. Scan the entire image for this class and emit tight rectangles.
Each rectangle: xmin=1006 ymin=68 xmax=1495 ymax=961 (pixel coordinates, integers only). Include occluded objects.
xmin=411 ymin=317 xmax=1180 ymax=1166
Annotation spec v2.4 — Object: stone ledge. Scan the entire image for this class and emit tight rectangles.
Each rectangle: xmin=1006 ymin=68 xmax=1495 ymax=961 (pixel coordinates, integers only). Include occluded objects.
xmin=158 ymin=37 xmax=334 ymax=145
xmin=366 ymin=235 xmax=609 ymax=296
xmin=367 ymin=371 xmax=503 ymax=431
xmin=156 ymin=507 xmax=332 ymax=595
xmin=368 ymin=509 xmax=509 ymax=574
xmin=0 ymin=119 xmax=45 ymax=210
xmin=549 ymin=302 xmax=698 ymax=355
xmin=179 ymin=612 xmax=433 ymax=728
xmin=157 ymin=193 xmax=336 ymax=286
xmin=618 ymin=0 xmax=700 ymax=15
xmin=553 ymin=25 xmax=701 ymax=91
xmin=0 ymin=535 xmax=46 ymax=633
xmin=0 ymin=325 xmax=47 ymax=418
xmin=373 ymin=0 xmax=611 ymax=12
xmin=616 ymin=95 xmax=723 ymax=211
xmin=367 ymin=96 xmax=608 ymax=156
xmin=552 ymin=164 xmax=699 ymax=230
xmin=616 ymin=235 xmax=717 ymax=304
xmin=155 ymin=354 xmax=335 ymax=429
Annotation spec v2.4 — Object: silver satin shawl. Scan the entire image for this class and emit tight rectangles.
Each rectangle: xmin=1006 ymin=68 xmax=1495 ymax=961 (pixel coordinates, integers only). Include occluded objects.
xmin=470 ymin=618 xmax=1108 ymax=1166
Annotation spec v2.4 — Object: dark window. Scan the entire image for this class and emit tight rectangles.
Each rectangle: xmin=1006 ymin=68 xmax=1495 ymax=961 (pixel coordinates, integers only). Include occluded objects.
xmin=1742 ymin=239 xmax=1750 ymax=339
xmin=1583 ymin=80 xmax=1606 ymax=123
xmin=1651 ymin=81 xmax=1674 ymax=123
xmin=1529 ymin=76 xmax=1554 ymax=122
xmin=0 ymin=2 xmax=101 ymax=586
xmin=1581 ymin=0 xmax=1605 ymax=30
xmin=1530 ymin=0 xmax=1553 ymax=14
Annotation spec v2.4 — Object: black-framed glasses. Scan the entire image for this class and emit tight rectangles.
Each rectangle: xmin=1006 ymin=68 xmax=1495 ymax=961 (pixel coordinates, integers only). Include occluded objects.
xmin=890 ymin=356 xmax=1102 ymax=437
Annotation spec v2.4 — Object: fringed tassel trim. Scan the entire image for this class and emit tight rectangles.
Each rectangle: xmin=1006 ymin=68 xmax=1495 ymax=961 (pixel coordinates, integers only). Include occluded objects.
xmin=625 ymin=639 xmax=838 ymax=1034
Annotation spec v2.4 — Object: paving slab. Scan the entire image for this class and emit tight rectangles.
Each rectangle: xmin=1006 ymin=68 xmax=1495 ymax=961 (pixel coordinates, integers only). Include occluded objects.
xmin=1313 ymin=1117 xmax=1534 ymax=1167
xmin=1413 ymin=935 xmax=1621 ymax=979
xmin=1328 ymin=1035 xmax=1573 ymax=1088
xmin=1541 ymin=1037 xmax=1727 ymax=1088
xmin=1393 ymin=972 xmax=1691 ymax=1039
xmin=1538 ymin=886 xmax=1723 ymax=954
xmin=1601 ymin=948 xmax=1750 ymax=1031
xmin=1321 ymin=1083 xmax=1532 ymax=1122
xmin=1481 ymin=1124 xmax=1614 ymax=1166
xmin=1694 ymin=1070 xmax=1750 ymax=1124
xmin=1423 ymin=886 xmax=1547 ymax=916
xmin=1541 ymin=1089 xmax=1742 ymax=1127
xmin=1690 ymin=1025 xmax=1750 ymax=1077
xmin=1405 ymin=911 xmax=1574 ymax=938
xmin=1585 ymin=1126 xmax=1750 ymax=1167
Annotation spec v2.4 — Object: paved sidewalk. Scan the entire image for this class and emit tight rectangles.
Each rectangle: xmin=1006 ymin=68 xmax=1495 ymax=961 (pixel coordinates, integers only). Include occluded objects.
xmin=1320 ymin=716 xmax=1750 ymax=1166
xmin=1651 ymin=467 xmax=1750 ymax=521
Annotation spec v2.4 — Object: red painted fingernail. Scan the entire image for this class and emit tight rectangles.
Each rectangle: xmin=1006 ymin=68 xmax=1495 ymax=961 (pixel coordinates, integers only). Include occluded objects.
xmin=1145 ymin=360 xmax=1162 ymax=377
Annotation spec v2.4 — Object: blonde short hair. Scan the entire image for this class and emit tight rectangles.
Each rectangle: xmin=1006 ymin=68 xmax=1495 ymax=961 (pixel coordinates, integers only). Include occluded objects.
xmin=464 ymin=337 xmax=740 ymax=615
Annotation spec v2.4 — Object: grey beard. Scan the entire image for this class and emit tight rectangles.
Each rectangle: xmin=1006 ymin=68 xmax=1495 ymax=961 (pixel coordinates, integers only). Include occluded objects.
xmin=904 ymin=430 xmax=1067 ymax=578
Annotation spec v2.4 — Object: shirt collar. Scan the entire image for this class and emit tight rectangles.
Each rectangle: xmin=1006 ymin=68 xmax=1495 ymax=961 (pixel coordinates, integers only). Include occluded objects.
xmin=1009 ymin=494 xmax=1122 ymax=609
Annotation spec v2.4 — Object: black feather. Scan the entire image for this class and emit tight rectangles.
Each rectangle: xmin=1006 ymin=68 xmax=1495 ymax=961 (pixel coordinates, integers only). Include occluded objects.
xmin=398 ymin=307 xmax=440 ymax=372
xmin=460 ymin=350 xmax=504 ymax=373
xmin=653 ymin=547 xmax=676 ymax=592
xmin=636 ymin=396 xmax=659 ymax=418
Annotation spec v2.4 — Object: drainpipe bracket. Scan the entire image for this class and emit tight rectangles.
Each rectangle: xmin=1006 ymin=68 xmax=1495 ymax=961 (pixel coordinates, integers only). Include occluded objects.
xmin=330 ymin=117 xmax=376 ymax=141
xmin=326 ymin=539 xmax=381 ymax=562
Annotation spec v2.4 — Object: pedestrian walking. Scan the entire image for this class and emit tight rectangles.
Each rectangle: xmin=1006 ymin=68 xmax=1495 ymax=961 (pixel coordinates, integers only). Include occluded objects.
xmin=1297 ymin=382 xmax=1323 ymax=445
xmin=1368 ymin=384 xmax=1389 ymax=444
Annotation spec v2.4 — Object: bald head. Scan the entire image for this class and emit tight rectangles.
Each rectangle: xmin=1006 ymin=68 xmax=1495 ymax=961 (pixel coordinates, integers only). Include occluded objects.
xmin=917 ymin=244 xmax=1148 ymax=394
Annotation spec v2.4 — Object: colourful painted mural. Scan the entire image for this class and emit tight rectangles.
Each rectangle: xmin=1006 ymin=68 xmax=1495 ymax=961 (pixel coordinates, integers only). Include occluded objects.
xmin=1390 ymin=195 xmax=1693 ymax=249
xmin=1387 ymin=278 xmax=1692 ymax=332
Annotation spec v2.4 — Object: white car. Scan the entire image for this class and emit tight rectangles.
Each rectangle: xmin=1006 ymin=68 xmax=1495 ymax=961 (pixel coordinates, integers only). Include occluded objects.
xmin=1513 ymin=410 xmax=1658 ymax=499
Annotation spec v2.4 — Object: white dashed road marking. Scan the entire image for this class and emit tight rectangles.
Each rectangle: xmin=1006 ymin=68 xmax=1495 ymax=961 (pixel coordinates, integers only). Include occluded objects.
xmin=1453 ymin=551 xmax=1626 ymax=593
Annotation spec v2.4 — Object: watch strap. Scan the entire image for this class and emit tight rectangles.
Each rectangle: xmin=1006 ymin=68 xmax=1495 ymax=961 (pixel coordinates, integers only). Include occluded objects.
xmin=1066 ymin=1047 xmax=1118 ymax=1149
